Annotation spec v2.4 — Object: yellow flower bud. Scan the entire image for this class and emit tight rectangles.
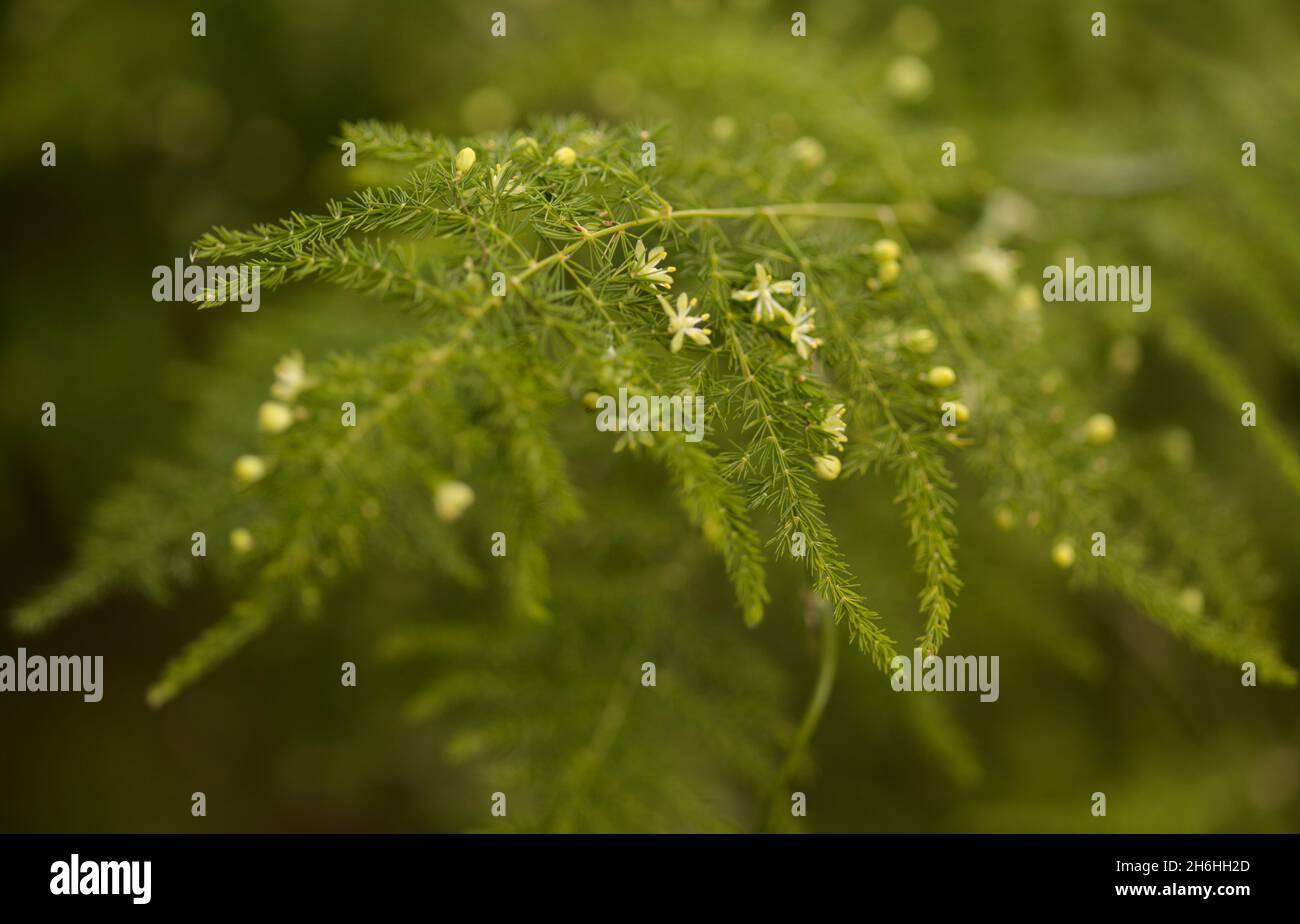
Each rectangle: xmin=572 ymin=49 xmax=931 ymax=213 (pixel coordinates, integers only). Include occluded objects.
xmin=233 ymin=454 xmax=267 ymax=485
xmin=1084 ymin=413 xmax=1116 ymax=445
xmin=993 ymin=507 xmax=1015 ymax=532
xmin=552 ymin=146 xmax=577 ymax=167
xmin=812 ymin=454 xmax=842 ymax=480
xmin=258 ymin=400 xmax=294 ymax=434
xmin=944 ymin=400 xmax=970 ymax=424
xmin=791 ymin=136 xmax=826 ymax=169
xmin=1051 ymin=539 xmax=1076 ymax=569
xmin=229 ymin=527 xmax=255 ymax=555
xmin=1178 ymin=587 xmax=1204 ymax=616
xmin=582 ymin=391 xmax=602 ymax=410
xmin=454 ymin=146 xmax=476 ymax=175
xmin=872 ymin=239 xmax=902 ymax=262
xmin=434 ymin=480 xmax=476 ymax=522
xmin=925 ymin=366 xmax=956 ymax=388
xmin=887 ymin=55 xmax=933 ymax=103
xmin=901 ymin=328 xmax=937 ymax=354
xmin=877 ymin=259 xmax=901 ymax=284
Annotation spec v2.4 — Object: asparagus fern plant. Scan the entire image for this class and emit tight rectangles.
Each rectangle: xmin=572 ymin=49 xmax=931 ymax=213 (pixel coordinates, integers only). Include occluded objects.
xmin=13 ymin=114 xmax=1297 ymax=827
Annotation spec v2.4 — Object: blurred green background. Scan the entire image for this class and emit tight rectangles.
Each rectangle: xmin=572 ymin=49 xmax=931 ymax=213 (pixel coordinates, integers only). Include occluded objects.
xmin=2 ymin=0 xmax=1298 ymax=832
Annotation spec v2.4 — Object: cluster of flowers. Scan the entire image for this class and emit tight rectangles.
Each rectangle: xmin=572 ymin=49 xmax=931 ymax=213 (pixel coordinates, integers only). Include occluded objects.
xmin=627 ymin=245 xmax=843 ymax=474
xmin=625 ymin=242 xmax=825 ymax=362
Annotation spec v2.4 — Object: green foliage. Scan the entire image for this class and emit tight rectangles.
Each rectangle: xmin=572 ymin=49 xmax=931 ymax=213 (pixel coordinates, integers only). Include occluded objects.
xmin=379 ymin=521 xmax=789 ymax=833
xmin=16 ymin=112 xmax=1297 ymax=696
xmin=12 ymin=82 xmax=1300 ymax=829
xmin=6 ymin=0 xmax=1300 ymax=834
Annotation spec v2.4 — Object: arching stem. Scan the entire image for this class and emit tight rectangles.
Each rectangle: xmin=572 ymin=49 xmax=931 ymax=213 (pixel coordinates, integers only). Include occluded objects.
xmin=763 ymin=594 xmax=839 ymax=831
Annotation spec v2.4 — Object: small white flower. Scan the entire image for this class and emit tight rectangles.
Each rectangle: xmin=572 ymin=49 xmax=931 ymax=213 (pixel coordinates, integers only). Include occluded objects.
xmin=662 ymin=293 xmax=712 ymax=353
xmin=491 ymin=162 xmax=525 ymax=196
xmin=787 ymin=301 xmax=823 ymax=359
xmin=820 ymin=403 xmax=847 ymax=449
xmin=271 ymin=350 xmax=314 ymax=402
xmin=731 ymin=263 xmax=795 ymax=324
xmin=630 ymin=239 xmax=676 ymax=289
xmin=613 ymin=416 xmax=655 ymax=453
xmin=961 ymin=245 xmax=1021 ymax=292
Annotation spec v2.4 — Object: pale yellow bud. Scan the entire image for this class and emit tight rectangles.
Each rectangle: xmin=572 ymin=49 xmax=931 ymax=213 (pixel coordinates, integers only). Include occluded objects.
xmin=1178 ymin=587 xmax=1205 ymax=616
xmin=582 ymin=391 xmax=602 ymax=410
xmin=791 ymin=136 xmax=826 ymax=169
xmin=233 ymin=454 xmax=267 ymax=485
xmin=552 ymin=146 xmax=577 ymax=167
xmin=993 ymin=507 xmax=1015 ymax=532
xmin=229 ymin=527 xmax=255 ymax=555
xmin=901 ymin=328 xmax=937 ymax=354
xmin=877 ymin=259 xmax=901 ymax=284
xmin=1085 ymin=413 xmax=1116 ymax=446
xmin=454 ymin=146 xmax=477 ymax=175
xmin=258 ymin=400 xmax=294 ymax=434
xmin=1051 ymin=539 xmax=1076 ymax=569
xmin=434 ymin=480 xmax=476 ymax=522
xmin=872 ymin=239 xmax=902 ymax=261
xmin=887 ymin=55 xmax=933 ymax=103
xmin=812 ymin=454 xmax=842 ymax=481
xmin=944 ymin=400 xmax=971 ymax=424
xmin=925 ymin=366 xmax=957 ymax=389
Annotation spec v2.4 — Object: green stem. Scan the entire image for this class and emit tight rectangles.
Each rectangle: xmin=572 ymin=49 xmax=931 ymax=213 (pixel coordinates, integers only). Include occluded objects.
xmin=511 ymin=201 xmax=919 ymax=287
xmin=764 ymin=598 xmax=839 ymax=831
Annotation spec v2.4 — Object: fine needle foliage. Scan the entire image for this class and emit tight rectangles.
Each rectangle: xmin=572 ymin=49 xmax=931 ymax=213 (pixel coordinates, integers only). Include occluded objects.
xmin=12 ymin=114 xmax=1297 ymax=828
